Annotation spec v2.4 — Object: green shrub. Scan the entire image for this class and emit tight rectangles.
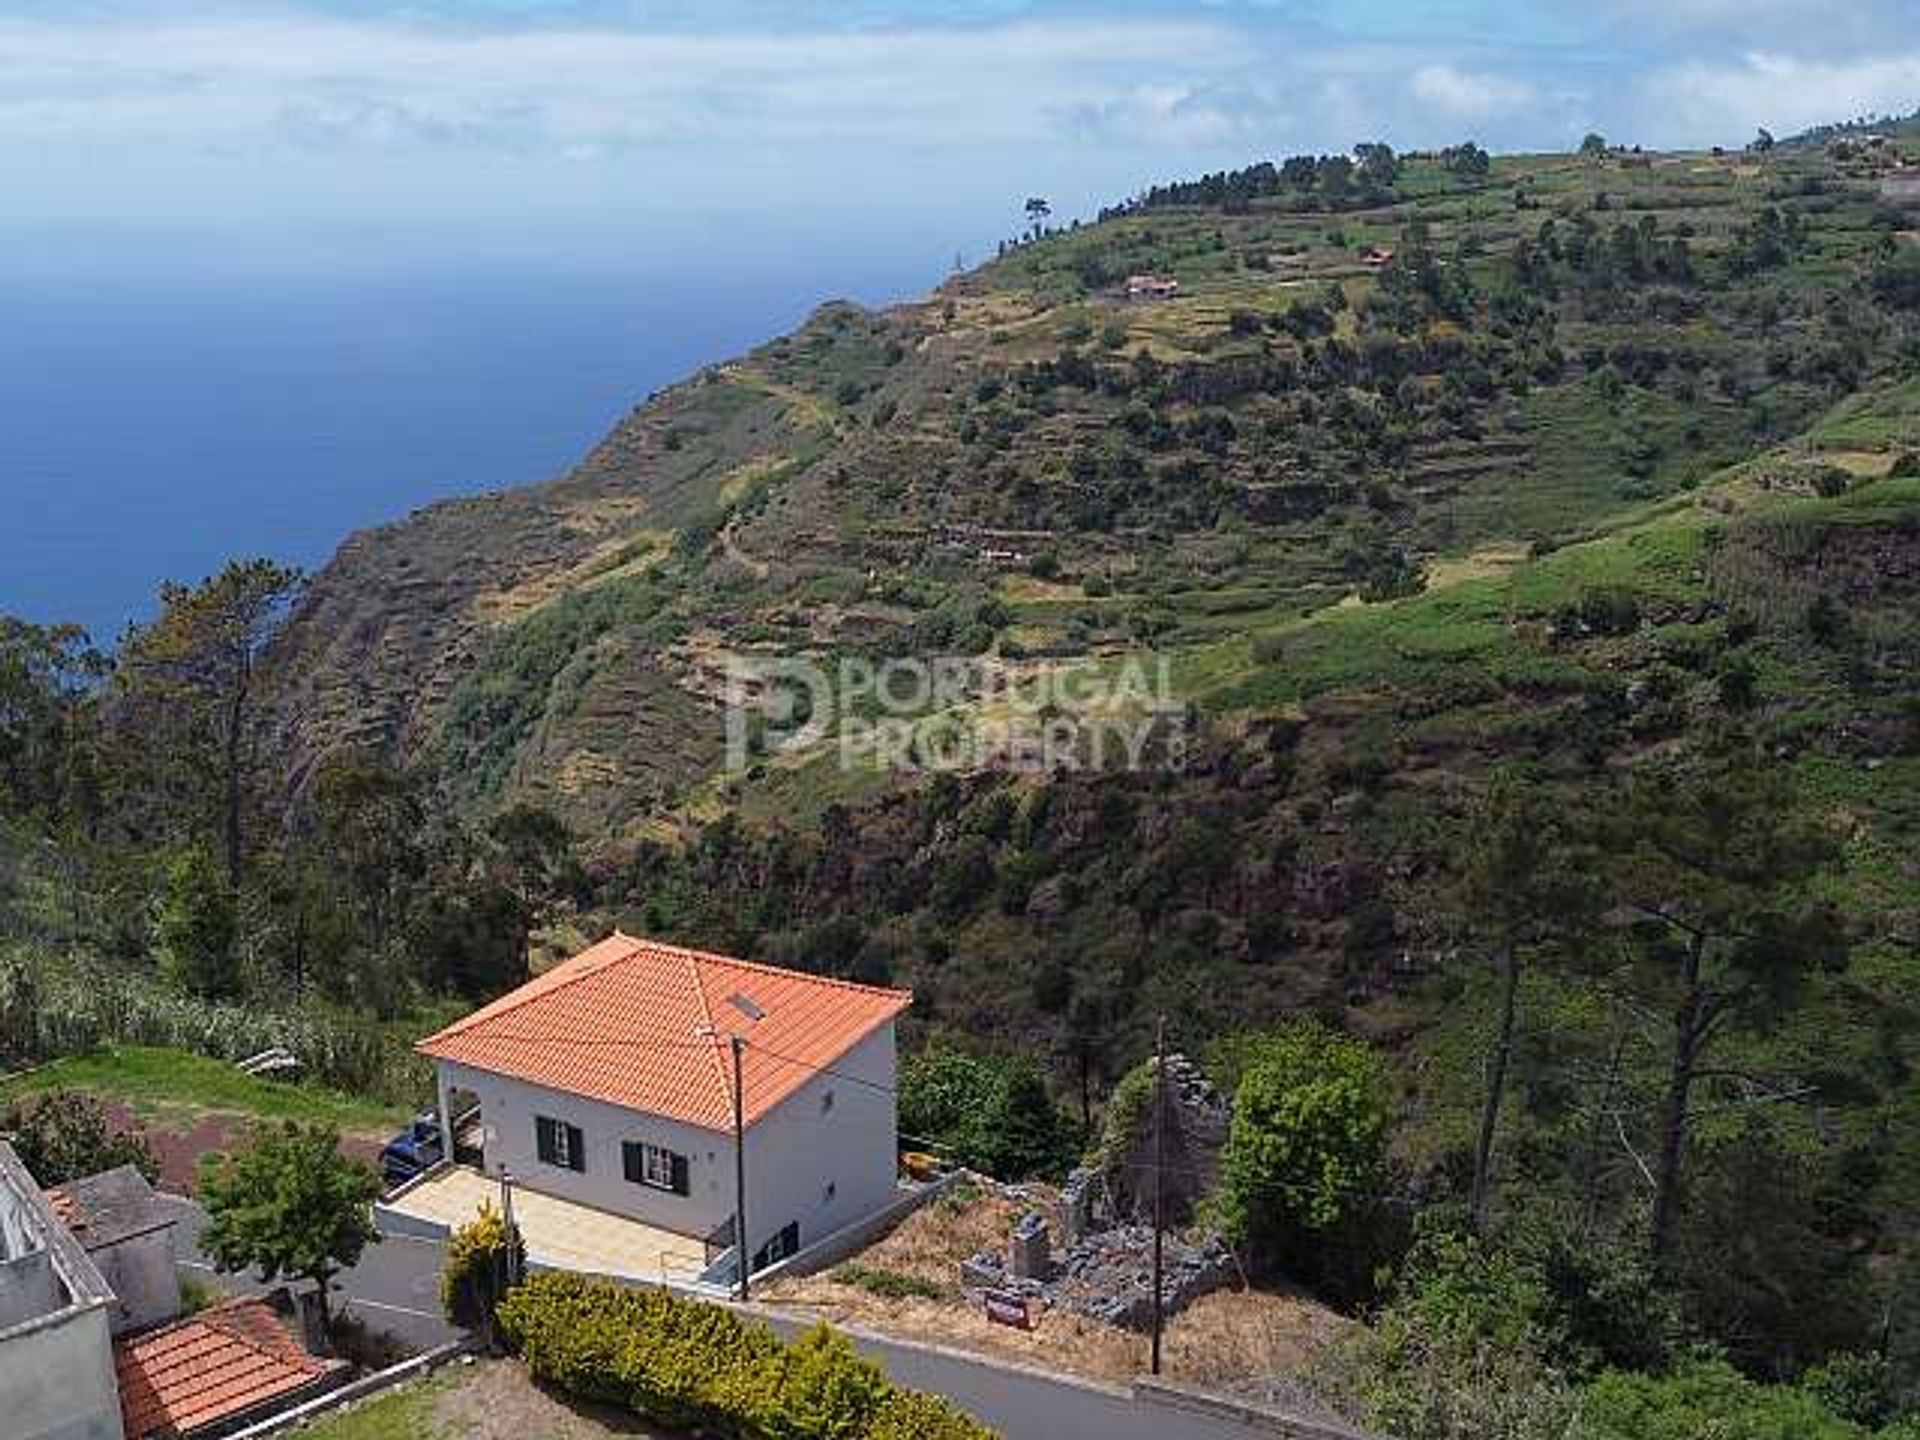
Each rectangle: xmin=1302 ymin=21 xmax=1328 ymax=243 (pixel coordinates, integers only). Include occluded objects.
xmin=0 ymin=1091 xmax=160 ymax=1187
xmin=770 ymin=1325 xmax=890 ymax=1440
xmin=497 ymin=1273 xmax=998 ymax=1440
xmin=1578 ymin=1358 xmax=1875 ymax=1440
xmin=1217 ymin=1022 xmax=1388 ymax=1249
xmin=832 ymin=1263 xmax=946 ymax=1300
xmin=898 ymin=1047 xmax=1078 ymax=1180
xmin=440 ymin=1202 xmax=524 ymax=1331
xmin=866 ymin=1389 xmax=996 ymax=1440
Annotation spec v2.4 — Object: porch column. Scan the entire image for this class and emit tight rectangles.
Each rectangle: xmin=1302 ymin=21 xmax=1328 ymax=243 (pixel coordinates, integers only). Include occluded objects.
xmin=435 ymin=1066 xmax=454 ymax=1171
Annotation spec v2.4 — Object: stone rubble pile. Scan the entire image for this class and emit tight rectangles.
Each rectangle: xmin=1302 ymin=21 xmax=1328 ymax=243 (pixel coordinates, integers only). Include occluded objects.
xmin=959 ymin=1053 xmax=1242 ymax=1332
xmin=962 ymin=1211 xmax=1237 ymax=1332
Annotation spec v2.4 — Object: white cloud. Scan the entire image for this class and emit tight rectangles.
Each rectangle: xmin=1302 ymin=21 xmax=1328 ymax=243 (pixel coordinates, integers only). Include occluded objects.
xmin=0 ymin=13 xmax=1257 ymax=155
xmin=1 ymin=5 xmax=1910 ymax=239
xmin=1645 ymin=50 xmax=1920 ymax=138
xmin=1410 ymin=63 xmax=1536 ymax=120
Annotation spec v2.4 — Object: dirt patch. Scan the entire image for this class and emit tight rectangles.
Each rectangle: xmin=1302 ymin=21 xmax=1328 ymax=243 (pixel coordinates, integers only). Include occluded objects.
xmin=432 ymin=1358 xmax=671 ymax=1439
xmin=97 ymin=1101 xmax=384 ymax=1194
xmin=762 ymin=1187 xmax=1351 ymax=1390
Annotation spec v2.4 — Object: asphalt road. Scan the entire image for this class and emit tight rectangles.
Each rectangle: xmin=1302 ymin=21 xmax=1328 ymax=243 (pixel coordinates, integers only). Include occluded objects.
xmin=169 ymin=1195 xmax=459 ymax=1353
xmin=760 ymin=1312 xmax=1266 ymax=1440
xmin=172 ymin=1196 xmax=1274 ymax=1440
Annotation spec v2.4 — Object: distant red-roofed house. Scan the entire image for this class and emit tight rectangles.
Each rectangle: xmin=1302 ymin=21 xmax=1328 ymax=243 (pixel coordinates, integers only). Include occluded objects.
xmin=1125 ymin=273 xmax=1180 ymax=299
xmin=415 ymin=934 xmax=911 ymax=1277
xmin=114 ymin=1295 xmax=344 ymax=1440
xmin=1359 ymin=245 xmax=1396 ymax=269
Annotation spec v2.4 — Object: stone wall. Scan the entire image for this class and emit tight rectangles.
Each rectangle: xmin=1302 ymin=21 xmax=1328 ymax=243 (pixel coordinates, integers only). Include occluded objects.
xmin=1098 ymin=1053 xmax=1232 ymax=1228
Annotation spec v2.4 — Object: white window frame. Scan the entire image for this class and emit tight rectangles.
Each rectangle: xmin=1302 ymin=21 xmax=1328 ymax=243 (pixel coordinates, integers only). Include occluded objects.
xmin=640 ymin=1142 xmax=676 ymax=1191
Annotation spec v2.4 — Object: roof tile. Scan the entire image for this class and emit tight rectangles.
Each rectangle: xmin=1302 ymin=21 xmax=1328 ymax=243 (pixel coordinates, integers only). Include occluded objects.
xmin=115 ymin=1297 xmax=342 ymax=1440
xmin=417 ymin=934 xmax=911 ymax=1131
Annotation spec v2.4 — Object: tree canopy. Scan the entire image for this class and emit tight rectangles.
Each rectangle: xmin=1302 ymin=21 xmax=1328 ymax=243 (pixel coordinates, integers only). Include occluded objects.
xmin=198 ymin=1121 xmax=381 ymax=1321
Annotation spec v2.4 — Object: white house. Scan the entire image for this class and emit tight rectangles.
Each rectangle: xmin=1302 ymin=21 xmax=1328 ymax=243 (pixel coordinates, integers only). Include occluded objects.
xmin=416 ymin=934 xmax=911 ymax=1276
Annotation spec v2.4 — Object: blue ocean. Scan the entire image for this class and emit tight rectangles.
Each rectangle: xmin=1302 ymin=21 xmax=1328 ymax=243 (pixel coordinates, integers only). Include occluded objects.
xmin=0 ymin=240 xmax=949 ymax=643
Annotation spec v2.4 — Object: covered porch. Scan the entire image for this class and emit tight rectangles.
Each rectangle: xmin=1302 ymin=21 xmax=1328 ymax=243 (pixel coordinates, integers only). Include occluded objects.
xmin=377 ymin=1166 xmax=714 ymax=1286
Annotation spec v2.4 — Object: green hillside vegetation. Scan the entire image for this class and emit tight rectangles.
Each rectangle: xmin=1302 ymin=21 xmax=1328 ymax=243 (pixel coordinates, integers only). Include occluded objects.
xmin=6 ymin=127 xmax=1920 ymax=1435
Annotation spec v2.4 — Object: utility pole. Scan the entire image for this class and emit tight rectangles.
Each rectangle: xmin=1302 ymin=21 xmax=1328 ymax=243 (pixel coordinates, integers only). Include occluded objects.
xmin=1150 ymin=1014 xmax=1166 ymax=1376
xmin=495 ymin=1166 xmax=518 ymax=1353
xmin=498 ymin=1166 xmax=517 ymax=1282
xmin=732 ymin=1034 xmax=750 ymax=1303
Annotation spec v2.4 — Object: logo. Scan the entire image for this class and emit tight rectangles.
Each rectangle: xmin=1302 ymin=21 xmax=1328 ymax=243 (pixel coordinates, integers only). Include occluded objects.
xmin=722 ymin=653 xmax=1188 ymax=776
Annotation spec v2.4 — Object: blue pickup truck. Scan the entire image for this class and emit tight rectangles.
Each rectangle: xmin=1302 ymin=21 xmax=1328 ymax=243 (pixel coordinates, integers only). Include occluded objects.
xmin=379 ymin=1113 xmax=445 ymax=1189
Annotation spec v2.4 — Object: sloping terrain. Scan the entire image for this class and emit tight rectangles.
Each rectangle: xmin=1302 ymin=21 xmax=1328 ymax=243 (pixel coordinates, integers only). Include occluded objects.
xmin=265 ymin=135 xmax=1920 ymax=1136
xmin=269 ymin=140 xmax=1920 ymax=837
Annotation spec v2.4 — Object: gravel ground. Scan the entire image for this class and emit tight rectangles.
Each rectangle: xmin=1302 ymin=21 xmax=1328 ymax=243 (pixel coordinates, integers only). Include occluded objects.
xmin=431 ymin=1359 xmax=671 ymax=1439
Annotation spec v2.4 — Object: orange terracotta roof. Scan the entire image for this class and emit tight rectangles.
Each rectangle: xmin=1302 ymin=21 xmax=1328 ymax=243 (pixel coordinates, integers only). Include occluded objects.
xmin=115 ymin=1296 xmax=342 ymax=1440
xmin=417 ymin=933 xmax=911 ymax=1131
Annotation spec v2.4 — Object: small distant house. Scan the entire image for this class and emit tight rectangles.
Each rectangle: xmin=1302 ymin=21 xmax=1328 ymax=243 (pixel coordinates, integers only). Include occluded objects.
xmin=1359 ymin=245 xmax=1396 ymax=269
xmin=1125 ymin=274 xmax=1180 ymax=300
xmin=416 ymin=934 xmax=912 ymax=1278
xmin=45 ymin=1167 xmax=181 ymax=1337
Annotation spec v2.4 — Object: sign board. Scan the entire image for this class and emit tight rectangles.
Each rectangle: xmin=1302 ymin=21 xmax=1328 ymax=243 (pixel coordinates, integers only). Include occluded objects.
xmin=984 ymin=1289 xmax=1031 ymax=1330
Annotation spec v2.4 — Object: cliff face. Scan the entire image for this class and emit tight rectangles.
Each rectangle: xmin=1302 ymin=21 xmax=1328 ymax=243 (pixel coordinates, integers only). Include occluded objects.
xmin=262 ymin=331 xmax=841 ymax=815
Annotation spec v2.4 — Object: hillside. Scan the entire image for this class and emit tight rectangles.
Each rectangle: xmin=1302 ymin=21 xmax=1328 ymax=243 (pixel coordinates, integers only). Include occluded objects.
xmin=270 ymin=140 xmax=1920 ymax=830
xmin=265 ymin=135 xmax=1920 ymax=1016
xmin=2 ymin=119 xmax=1917 ymax=1427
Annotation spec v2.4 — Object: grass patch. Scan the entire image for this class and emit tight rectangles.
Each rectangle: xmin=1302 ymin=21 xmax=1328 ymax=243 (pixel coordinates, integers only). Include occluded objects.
xmin=1186 ymin=508 xmax=1712 ymax=710
xmin=832 ymin=1262 xmax=949 ymax=1300
xmin=294 ymin=1373 xmax=454 ymax=1440
xmin=0 ymin=1046 xmax=406 ymax=1134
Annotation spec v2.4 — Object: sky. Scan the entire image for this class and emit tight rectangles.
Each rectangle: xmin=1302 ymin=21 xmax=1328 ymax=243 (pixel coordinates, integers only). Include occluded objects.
xmin=6 ymin=0 xmax=1917 ymax=263
xmin=1 ymin=1 xmax=1916 ymax=638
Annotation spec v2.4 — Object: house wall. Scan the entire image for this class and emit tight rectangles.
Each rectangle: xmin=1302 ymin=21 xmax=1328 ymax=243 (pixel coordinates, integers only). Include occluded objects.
xmin=0 ymin=1302 xmax=125 ymax=1440
xmin=436 ymin=1021 xmax=898 ymax=1266
xmin=86 ymin=1230 xmax=180 ymax=1337
xmin=0 ymin=1249 xmax=64 ymax=1330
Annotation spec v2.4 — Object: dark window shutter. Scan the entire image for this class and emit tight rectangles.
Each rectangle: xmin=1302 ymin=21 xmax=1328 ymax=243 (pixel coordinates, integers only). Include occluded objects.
xmin=535 ymin=1116 xmax=556 ymax=1165
xmin=566 ymin=1123 xmax=585 ymax=1172
xmin=623 ymin=1142 xmax=643 ymax=1184
xmin=671 ymin=1152 xmax=690 ymax=1196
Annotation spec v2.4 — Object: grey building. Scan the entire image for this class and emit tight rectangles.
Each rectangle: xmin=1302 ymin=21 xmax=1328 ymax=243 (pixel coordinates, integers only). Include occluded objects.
xmin=0 ymin=1141 xmax=126 ymax=1440
xmin=45 ymin=1168 xmax=183 ymax=1337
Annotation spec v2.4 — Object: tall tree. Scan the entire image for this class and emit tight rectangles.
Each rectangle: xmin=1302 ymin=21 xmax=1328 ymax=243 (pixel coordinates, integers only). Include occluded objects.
xmin=484 ymin=803 xmax=580 ymax=984
xmin=1354 ymin=141 xmax=1400 ymax=191
xmin=1023 ymin=196 xmax=1051 ymax=241
xmin=308 ymin=751 xmax=426 ymax=962
xmin=1604 ymin=760 xmax=1846 ymax=1267
xmin=118 ymin=559 xmax=302 ymax=887
xmin=156 ymin=843 xmax=240 ymax=998
xmin=1453 ymin=776 xmax=1596 ymax=1232
xmin=0 ymin=618 xmax=105 ymax=822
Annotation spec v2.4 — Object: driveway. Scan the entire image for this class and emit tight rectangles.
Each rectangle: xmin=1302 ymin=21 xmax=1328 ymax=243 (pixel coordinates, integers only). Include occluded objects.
xmin=167 ymin=1193 xmax=458 ymax=1353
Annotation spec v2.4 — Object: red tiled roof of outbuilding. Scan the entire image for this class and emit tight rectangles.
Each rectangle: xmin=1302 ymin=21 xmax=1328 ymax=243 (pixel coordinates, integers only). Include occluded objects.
xmin=114 ymin=1296 xmax=341 ymax=1439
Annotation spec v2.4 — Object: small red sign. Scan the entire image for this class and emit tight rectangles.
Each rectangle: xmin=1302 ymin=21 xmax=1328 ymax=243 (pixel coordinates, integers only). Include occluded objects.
xmin=984 ymin=1289 xmax=1031 ymax=1330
